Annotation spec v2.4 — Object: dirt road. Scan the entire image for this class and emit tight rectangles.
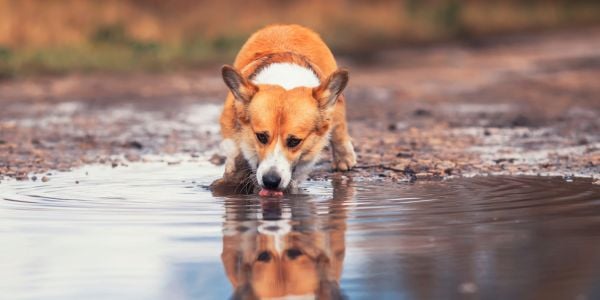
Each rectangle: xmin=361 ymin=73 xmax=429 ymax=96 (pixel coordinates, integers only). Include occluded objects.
xmin=1 ymin=28 xmax=599 ymax=182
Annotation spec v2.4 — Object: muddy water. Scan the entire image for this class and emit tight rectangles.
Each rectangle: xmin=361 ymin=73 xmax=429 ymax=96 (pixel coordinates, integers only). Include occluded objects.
xmin=1 ymin=160 xmax=599 ymax=300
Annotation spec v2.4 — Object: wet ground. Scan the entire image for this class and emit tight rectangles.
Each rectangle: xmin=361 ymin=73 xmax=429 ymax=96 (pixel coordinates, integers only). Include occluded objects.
xmin=1 ymin=27 xmax=599 ymax=182
xmin=1 ymin=160 xmax=599 ymax=299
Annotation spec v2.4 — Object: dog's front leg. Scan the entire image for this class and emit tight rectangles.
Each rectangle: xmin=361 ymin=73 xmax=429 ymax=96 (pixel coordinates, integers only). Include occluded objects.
xmin=329 ymin=97 xmax=356 ymax=171
xmin=221 ymin=139 xmax=240 ymax=177
xmin=211 ymin=139 xmax=256 ymax=195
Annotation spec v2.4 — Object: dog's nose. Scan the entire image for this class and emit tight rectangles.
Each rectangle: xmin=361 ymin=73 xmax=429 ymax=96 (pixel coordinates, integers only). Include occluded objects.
xmin=262 ymin=172 xmax=281 ymax=189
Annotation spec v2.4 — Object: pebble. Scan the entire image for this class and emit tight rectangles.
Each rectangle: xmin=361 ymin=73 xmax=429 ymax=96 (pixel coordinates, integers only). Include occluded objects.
xmin=416 ymin=172 xmax=431 ymax=179
xmin=209 ymin=154 xmax=226 ymax=166
xmin=124 ymin=153 xmax=141 ymax=162
xmin=396 ymin=152 xmax=413 ymax=158
xmin=125 ymin=140 xmax=143 ymax=149
xmin=458 ymin=282 xmax=478 ymax=294
xmin=41 ymin=176 xmax=50 ymax=182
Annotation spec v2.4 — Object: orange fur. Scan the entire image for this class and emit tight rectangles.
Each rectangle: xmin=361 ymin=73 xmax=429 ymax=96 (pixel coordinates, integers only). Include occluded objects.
xmin=215 ymin=24 xmax=356 ymax=193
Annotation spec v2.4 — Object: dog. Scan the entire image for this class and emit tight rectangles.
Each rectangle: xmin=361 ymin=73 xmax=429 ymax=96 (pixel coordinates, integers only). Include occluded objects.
xmin=215 ymin=24 xmax=356 ymax=196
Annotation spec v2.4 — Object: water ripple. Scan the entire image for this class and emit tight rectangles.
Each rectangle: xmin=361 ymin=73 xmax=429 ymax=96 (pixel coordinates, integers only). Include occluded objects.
xmin=1 ymin=161 xmax=599 ymax=299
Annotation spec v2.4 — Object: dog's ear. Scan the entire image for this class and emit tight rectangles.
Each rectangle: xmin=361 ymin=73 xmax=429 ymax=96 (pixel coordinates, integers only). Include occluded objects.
xmin=222 ymin=65 xmax=258 ymax=103
xmin=313 ymin=69 xmax=349 ymax=109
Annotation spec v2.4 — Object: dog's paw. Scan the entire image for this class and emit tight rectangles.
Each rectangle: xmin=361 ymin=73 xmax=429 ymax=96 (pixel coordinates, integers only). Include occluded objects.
xmin=332 ymin=141 xmax=357 ymax=171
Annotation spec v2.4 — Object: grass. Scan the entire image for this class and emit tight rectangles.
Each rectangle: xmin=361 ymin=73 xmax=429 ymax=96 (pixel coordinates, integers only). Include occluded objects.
xmin=0 ymin=25 xmax=243 ymax=77
xmin=1 ymin=0 xmax=599 ymax=76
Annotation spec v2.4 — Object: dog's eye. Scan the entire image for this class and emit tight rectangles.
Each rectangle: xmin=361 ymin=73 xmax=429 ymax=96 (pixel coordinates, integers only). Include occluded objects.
xmin=257 ymin=251 xmax=271 ymax=262
xmin=286 ymin=137 xmax=302 ymax=148
xmin=256 ymin=132 xmax=269 ymax=144
xmin=286 ymin=248 xmax=303 ymax=260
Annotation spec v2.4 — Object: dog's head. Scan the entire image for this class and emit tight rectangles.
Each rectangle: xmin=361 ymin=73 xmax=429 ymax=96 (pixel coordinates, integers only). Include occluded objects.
xmin=222 ymin=65 xmax=348 ymax=194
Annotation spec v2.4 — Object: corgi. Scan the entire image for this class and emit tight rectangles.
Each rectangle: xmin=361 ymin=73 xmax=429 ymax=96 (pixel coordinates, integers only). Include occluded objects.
xmin=215 ymin=24 xmax=356 ymax=196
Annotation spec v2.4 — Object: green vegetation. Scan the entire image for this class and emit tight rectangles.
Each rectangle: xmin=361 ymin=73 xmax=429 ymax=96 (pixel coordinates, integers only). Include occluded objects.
xmin=0 ymin=25 xmax=244 ymax=77
xmin=0 ymin=0 xmax=599 ymax=76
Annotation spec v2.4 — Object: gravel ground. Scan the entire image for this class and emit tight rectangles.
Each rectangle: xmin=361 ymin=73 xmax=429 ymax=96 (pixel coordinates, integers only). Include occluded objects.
xmin=1 ymin=28 xmax=599 ymax=182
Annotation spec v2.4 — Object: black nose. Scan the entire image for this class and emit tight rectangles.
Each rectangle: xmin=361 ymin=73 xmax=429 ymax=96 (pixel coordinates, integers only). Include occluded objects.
xmin=262 ymin=172 xmax=281 ymax=189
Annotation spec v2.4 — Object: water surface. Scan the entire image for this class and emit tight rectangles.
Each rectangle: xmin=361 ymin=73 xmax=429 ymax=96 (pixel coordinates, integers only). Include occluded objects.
xmin=1 ymin=160 xmax=599 ymax=299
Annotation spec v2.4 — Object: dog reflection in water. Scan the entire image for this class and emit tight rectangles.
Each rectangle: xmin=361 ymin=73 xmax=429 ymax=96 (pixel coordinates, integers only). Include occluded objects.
xmin=220 ymin=180 xmax=352 ymax=299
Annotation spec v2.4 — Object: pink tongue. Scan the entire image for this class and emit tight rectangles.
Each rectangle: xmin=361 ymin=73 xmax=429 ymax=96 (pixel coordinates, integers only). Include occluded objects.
xmin=259 ymin=188 xmax=284 ymax=197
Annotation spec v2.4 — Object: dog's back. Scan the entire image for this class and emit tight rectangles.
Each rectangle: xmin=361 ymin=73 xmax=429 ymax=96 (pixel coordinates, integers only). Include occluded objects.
xmin=234 ymin=24 xmax=338 ymax=76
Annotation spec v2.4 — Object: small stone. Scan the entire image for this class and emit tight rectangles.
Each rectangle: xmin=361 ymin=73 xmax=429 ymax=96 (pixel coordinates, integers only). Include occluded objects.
xmin=41 ymin=176 xmax=50 ymax=182
xmin=511 ymin=114 xmax=530 ymax=127
xmin=458 ymin=282 xmax=477 ymax=294
xmin=396 ymin=152 xmax=413 ymax=158
xmin=494 ymin=158 xmax=515 ymax=164
xmin=563 ymin=174 xmax=574 ymax=182
xmin=125 ymin=153 xmax=141 ymax=162
xmin=416 ymin=172 xmax=430 ymax=179
xmin=125 ymin=140 xmax=143 ymax=149
xmin=209 ymin=154 xmax=226 ymax=166
xmin=413 ymin=108 xmax=431 ymax=117
xmin=403 ymin=166 xmax=417 ymax=182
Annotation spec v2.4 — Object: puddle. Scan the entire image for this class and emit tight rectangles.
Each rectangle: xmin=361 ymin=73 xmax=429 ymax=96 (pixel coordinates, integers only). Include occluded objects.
xmin=1 ymin=160 xmax=600 ymax=299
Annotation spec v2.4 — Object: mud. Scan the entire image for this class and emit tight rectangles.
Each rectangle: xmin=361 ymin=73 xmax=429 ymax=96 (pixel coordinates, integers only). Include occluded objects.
xmin=1 ymin=28 xmax=599 ymax=182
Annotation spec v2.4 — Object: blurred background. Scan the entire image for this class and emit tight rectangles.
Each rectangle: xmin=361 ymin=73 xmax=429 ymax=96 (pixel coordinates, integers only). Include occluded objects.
xmin=1 ymin=0 xmax=600 ymax=77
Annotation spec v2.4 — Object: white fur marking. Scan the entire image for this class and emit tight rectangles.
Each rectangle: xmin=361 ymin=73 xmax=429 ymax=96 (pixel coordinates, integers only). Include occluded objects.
xmin=256 ymin=139 xmax=292 ymax=189
xmin=252 ymin=63 xmax=320 ymax=90
xmin=220 ymin=139 xmax=237 ymax=157
xmin=221 ymin=138 xmax=240 ymax=175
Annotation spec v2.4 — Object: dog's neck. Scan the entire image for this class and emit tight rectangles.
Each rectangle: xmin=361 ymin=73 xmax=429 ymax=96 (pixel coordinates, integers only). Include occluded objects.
xmin=252 ymin=63 xmax=320 ymax=90
xmin=243 ymin=52 xmax=323 ymax=90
